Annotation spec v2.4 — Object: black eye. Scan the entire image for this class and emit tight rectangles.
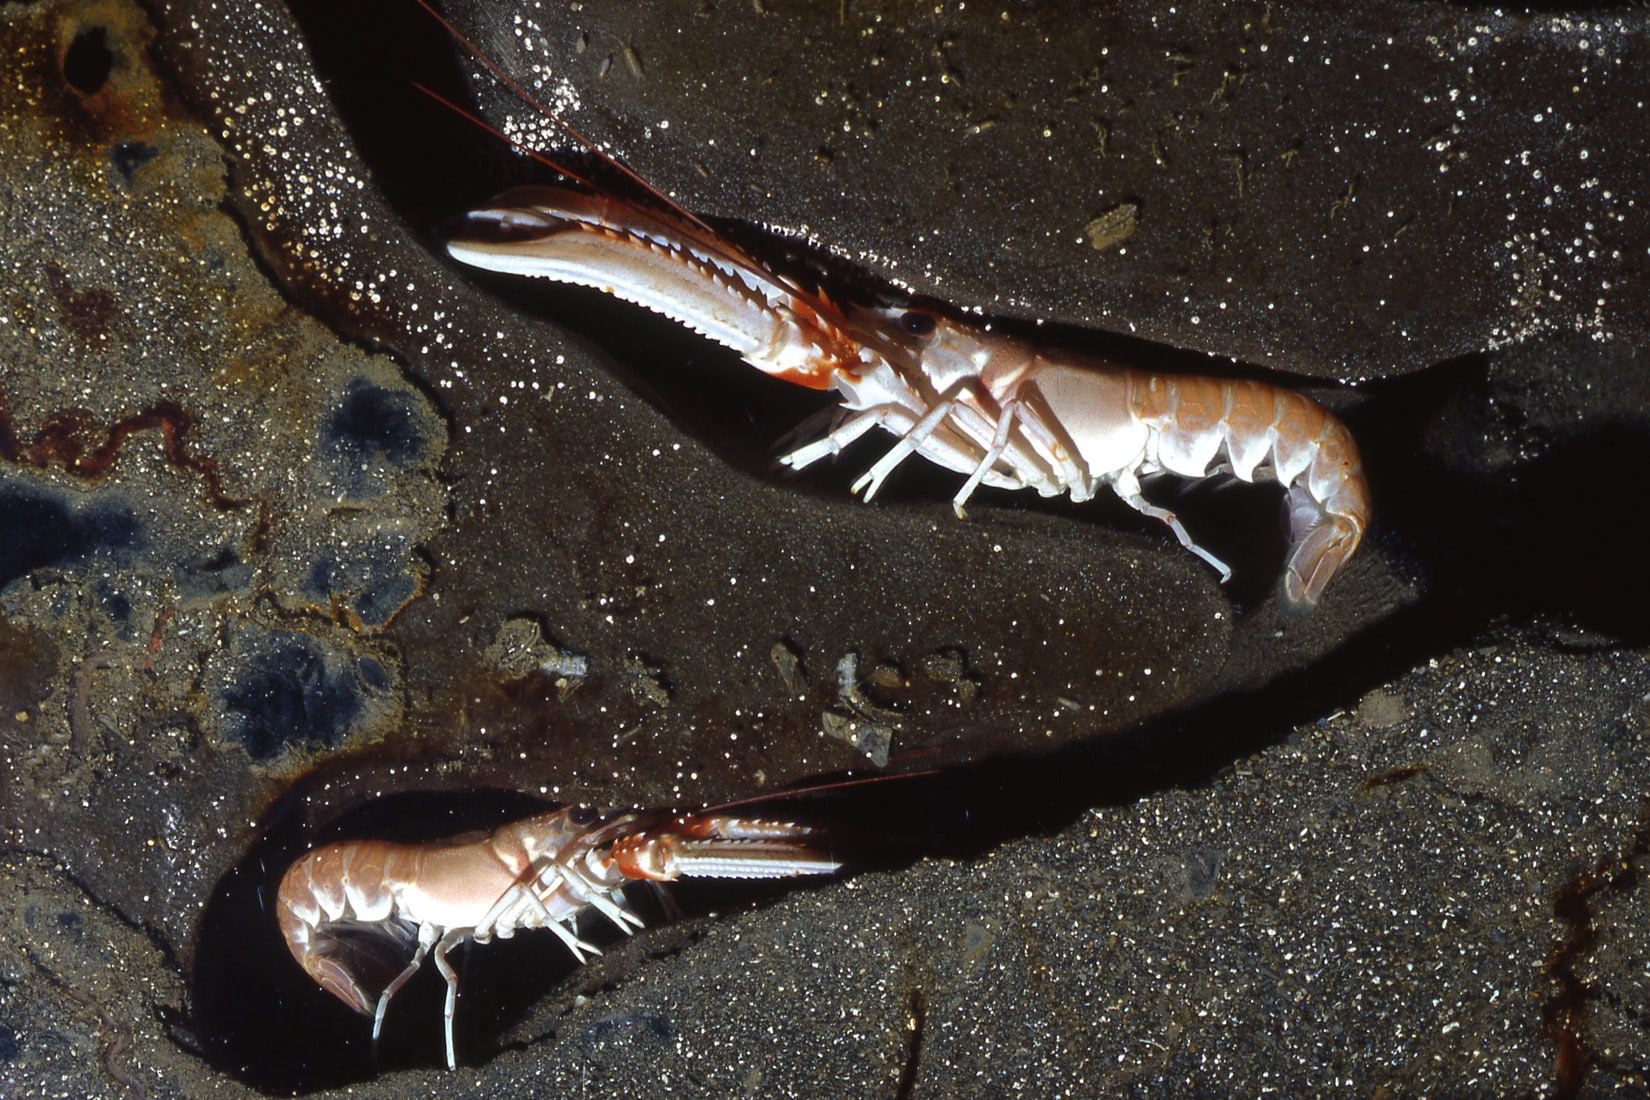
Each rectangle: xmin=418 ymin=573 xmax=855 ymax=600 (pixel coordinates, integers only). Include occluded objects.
xmin=899 ymin=310 xmax=936 ymax=337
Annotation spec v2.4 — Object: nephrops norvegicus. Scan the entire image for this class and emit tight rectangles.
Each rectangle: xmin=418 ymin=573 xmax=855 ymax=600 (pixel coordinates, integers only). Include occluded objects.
xmin=421 ymin=4 xmax=1372 ymax=607
xmin=277 ymin=804 xmax=837 ymax=1069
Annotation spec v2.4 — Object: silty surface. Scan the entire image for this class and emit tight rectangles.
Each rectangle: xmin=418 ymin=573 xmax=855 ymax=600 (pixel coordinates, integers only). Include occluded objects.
xmin=0 ymin=0 xmax=1647 ymax=1096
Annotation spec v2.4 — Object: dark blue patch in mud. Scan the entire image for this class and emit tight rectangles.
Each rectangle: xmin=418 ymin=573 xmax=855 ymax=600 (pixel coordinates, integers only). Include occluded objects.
xmin=573 ymin=1011 xmax=676 ymax=1067
xmin=176 ymin=544 xmax=253 ymax=599
xmin=97 ymin=579 xmax=131 ymax=623
xmin=303 ymin=557 xmax=334 ymax=606
xmin=0 ymin=485 xmax=139 ymax=589
xmin=302 ymin=541 xmax=419 ymax=628
xmin=580 ymin=1012 xmax=674 ymax=1047
xmin=109 ymin=140 xmax=158 ymax=182
xmin=357 ymin=655 xmax=388 ymax=691
xmin=320 ymin=379 xmax=432 ymax=481
xmin=0 ymin=1024 xmax=17 ymax=1063
xmin=218 ymin=632 xmax=363 ymax=760
xmin=353 ymin=568 xmax=418 ymax=627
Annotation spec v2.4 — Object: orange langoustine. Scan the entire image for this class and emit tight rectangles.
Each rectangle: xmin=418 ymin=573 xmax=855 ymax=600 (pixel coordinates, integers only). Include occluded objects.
xmin=277 ymin=805 xmax=836 ymax=1069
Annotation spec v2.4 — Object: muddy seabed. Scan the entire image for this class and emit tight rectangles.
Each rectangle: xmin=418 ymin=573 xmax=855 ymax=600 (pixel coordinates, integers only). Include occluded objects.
xmin=3 ymin=0 xmax=1649 ymax=1096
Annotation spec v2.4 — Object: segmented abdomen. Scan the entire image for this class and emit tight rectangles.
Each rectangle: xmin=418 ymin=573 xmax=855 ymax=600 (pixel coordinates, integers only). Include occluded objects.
xmin=277 ymin=841 xmax=417 ymax=1017
xmin=1135 ymin=374 xmax=1370 ymax=604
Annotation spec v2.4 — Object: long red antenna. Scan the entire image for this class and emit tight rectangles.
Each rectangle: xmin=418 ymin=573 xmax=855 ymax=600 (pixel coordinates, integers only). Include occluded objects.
xmin=411 ymin=0 xmax=721 ymax=241
xmin=410 ymin=79 xmax=601 ymax=192
xmin=697 ymin=769 xmax=941 ymax=816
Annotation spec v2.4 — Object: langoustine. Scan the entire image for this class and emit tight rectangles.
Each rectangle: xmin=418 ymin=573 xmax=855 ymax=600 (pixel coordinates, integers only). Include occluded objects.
xmin=407 ymin=2 xmax=1370 ymax=609
xmin=277 ymin=806 xmax=837 ymax=1069
xmin=445 ymin=186 xmax=1370 ymax=607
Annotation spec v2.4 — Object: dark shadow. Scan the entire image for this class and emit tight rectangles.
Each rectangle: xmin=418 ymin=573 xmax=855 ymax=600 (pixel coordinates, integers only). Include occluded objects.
xmin=1351 ymin=354 xmax=1650 ymax=644
xmin=279 ymin=0 xmax=517 ymax=232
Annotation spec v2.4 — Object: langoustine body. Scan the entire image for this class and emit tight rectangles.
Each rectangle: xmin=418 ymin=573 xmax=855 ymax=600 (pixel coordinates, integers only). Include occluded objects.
xmin=446 ymin=184 xmax=1370 ymax=607
xmin=277 ymin=806 xmax=837 ymax=1069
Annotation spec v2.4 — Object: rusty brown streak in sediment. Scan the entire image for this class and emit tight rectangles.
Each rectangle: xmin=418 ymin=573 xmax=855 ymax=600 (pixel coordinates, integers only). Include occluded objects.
xmin=0 ymin=393 xmax=246 ymax=509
